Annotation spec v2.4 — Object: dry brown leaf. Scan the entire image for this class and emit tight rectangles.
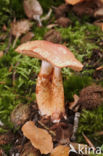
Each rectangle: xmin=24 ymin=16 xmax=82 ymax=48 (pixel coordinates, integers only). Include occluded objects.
xmin=20 ymin=142 xmax=40 ymax=156
xmin=21 ymin=32 xmax=34 ymax=43
xmin=11 ymin=19 xmax=32 ymax=37
xmin=50 ymin=145 xmax=70 ymax=156
xmin=22 ymin=121 xmax=53 ymax=154
xmin=53 ymin=3 xmax=69 ymax=18
xmin=65 ymin=0 xmax=84 ymax=5
xmin=0 ymin=132 xmax=14 ymax=145
xmin=44 ymin=29 xmax=62 ymax=43
xmin=11 ymin=19 xmax=32 ymax=48
xmin=55 ymin=17 xmax=72 ymax=28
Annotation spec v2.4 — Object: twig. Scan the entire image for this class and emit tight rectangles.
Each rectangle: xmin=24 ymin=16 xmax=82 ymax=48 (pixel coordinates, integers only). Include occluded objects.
xmin=4 ymin=30 xmax=12 ymax=53
xmin=82 ymin=133 xmax=96 ymax=150
xmin=12 ymin=35 xmax=19 ymax=49
xmin=38 ymin=121 xmax=56 ymax=136
xmin=41 ymin=8 xmax=52 ymax=21
xmin=94 ymin=131 xmax=103 ymax=136
xmin=12 ymin=62 xmax=20 ymax=86
xmin=71 ymin=112 xmax=80 ymax=141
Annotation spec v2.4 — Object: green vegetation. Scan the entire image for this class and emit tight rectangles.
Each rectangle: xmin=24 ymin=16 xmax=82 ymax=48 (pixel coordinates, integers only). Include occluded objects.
xmin=77 ymin=105 xmax=103 ymax=146
xmin=0 ymin=0 xmax=103 ymax=154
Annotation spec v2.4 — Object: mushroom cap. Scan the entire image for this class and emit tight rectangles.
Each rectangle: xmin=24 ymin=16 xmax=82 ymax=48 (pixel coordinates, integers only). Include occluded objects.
xmin=16 ymin=40 xmax=83 ymax=71
xmin=23 ymin=0 xmax=43 ymax=19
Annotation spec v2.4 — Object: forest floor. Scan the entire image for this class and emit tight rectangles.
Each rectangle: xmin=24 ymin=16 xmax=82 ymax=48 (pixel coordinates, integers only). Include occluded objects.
xmin=0 ymin=0 xmax=103 ymax=155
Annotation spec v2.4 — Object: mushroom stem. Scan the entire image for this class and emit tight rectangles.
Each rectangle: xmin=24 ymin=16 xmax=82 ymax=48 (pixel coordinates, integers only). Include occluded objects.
xmin=33 ymin=15 xmax=42 ymax=27
xmin=36 ymin=60 xmax=65 ymax=122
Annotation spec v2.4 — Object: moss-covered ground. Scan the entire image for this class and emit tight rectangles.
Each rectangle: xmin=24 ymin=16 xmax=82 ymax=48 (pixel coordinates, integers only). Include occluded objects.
xmin=0 ymin=0 xmax=103 ymax=155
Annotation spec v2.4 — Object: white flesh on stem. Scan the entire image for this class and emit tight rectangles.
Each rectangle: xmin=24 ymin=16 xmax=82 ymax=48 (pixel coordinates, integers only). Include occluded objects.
xmin=36 ymin=60 xmax=65 ymax=122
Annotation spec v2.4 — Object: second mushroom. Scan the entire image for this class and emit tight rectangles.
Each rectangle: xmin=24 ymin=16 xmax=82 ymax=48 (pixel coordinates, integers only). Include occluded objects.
xmin=16 ymin=40 xmax=83 ymax=122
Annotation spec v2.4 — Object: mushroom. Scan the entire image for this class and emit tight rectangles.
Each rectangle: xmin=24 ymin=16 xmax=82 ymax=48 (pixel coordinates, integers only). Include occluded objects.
xmin=16 ymin=40 xmax=83 ymax=122
xmin=11 ymin=19 xmax=32 ymax=48
xmin=23 ymin=0 xmax=43 ymax=26
xmin=23 ymin=0 xmax=52 ymax=27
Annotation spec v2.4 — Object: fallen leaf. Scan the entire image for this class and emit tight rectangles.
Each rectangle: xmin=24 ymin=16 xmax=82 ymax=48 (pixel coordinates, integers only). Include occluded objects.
xmin=11 ymin=19 xmax=32 ymax=48
xmin=72 ymin=1 xmax=95 ymax=17
xmin=11 ymin=19 xmax=32 ymax=37
xmin=20 ymin=142 xmax=40 ymax=156
xmin=21 ymin=32 xmax=34 ymax=43
xmin=0 ymin=132 xmax=14 ymax=145
xmin=55 ymin=17 xmax=72 ymax=27
xmin=22 ymin=121 xmax=53 ymax=154
xmin=50 ymin=122 xmax=72 ymax=143
xmin=44 ymin=29 xmax=62 ymax=43
xmin=53 ymin=3 xmax=70 ymax=18
xmin=50 ymin=145 xmax=70 ymax=156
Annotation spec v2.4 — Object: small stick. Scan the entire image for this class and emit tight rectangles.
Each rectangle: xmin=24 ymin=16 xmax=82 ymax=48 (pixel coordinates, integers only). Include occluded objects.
xmin=12 ymin=35 xmax=19 ymax=49
xmin=71 ymin=112 xmax=80 ymax=141
xmin=38 ymin=121 xmax=56 ymax=136
xmin=12 ymin=62 xmax=20 ymax=86
xmin=4 ymin=30 xmax=12 ymax=53
xmin=96 ymin=66 xmax=103 ymax=71
xmin=41 ymin=8 xmax=52 ymax=21
xmin=94 ymin=131 xmax=103 ymax=136
xmin=82 ymin=133 xmax=96 ymax=150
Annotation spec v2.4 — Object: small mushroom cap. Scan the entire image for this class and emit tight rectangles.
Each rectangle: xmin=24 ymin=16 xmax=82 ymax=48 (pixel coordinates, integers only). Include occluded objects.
xmin=16 ymin=40 xmax=83 ymax=71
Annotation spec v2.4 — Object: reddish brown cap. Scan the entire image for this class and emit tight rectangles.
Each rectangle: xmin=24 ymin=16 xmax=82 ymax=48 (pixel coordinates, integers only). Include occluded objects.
xmin=16 ymin=40 xmax=83 ymax=71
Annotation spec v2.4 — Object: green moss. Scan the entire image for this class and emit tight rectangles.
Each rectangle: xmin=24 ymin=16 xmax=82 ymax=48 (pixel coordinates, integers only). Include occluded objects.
xmin=0 ymin=50 xmax=40 ymax=128
xmin=64 ymin=75 xmax=92 ymax=101
xmin=77 ymin=104 xmax=103 ymax=146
